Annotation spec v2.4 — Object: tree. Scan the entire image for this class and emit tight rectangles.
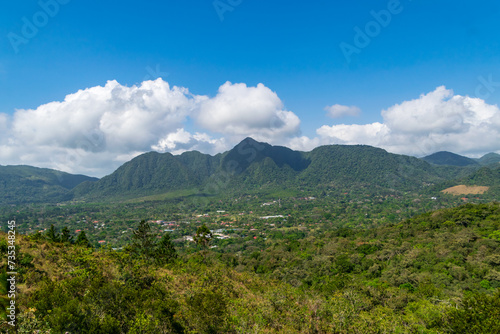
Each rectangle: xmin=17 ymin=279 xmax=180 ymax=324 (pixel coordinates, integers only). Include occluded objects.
xmin=75 ymin=230 xmax=92 ymax=248
xmin=194 ymin=224 xmax=212 ymax=250
xmin=60 ymin=227 xmax=73 ymax=244
xmin=46 ymin=224 xmax=60 ymax=243
xmin=131 ymin=220 xmax=156 ymax=260
xmin=194 ymin=224 xmax=213 ymax=263
xmin=155 ymin=233 xmax=177 ymax=264
xmin=447 ymin=290 xmax=500 ymax=333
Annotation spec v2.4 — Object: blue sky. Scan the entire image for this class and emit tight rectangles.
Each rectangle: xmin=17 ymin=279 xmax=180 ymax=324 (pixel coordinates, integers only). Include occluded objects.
xmin=0 ymin=0 xmax=499 ymax=176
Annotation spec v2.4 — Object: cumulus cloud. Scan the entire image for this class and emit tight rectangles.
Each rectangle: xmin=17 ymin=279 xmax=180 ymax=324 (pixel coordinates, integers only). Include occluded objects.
xmin=12 ymin=79 xmax=196 ymax=153
xmin=287 ymin=136 xmax=322 ymax=152
xmin=325 ymin=104 xmax=361 ymax=118
xmin=2 ymin=79 xmax=199 ymax=176
xmin=317 ymin=86 xmax=500 ymax=157
xmin=196 ymin=82 xmax=301 ymax=142
xmin=152 ymin=128 xmax=228 ymax=155
xmin=0 ymin=79 xmax=301 ymax=176
xmin=317 ymin=122 xmax=389 ymax=146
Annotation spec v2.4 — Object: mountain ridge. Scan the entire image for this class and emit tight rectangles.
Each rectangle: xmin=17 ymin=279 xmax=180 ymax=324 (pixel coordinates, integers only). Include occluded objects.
xmin=71 ymin=139 xmax=484 ymax=202
xmin=3 ymin=140 xmax=499 ymax=204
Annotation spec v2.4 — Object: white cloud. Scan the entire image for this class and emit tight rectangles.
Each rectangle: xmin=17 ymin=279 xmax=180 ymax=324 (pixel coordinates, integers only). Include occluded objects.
xmin=317 ymin=122 xmax=389 ymax=146
xmin=13 ymin=79 xmax=196 ymax=152
xmin=325 ymin=104 xmax=361 ymax=118
xmin=3 ymin=79 xmax=198 ymax=176
xmin=196 ymin=82 xmax=301 ymax=142
xmin=287 ymin=136 xmax=322 ymax=152
xmin=152 ymin=128 xmax=228 ymax=155
xmin=317 ymin=86 xmax=500 ymax=157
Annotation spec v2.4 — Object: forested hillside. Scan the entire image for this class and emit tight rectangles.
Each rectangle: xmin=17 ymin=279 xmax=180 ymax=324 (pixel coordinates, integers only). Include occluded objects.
xmin=0 ymin=166 xmax=97 ymax=205
xmin=72 ymin=151 xmax=215 ymax=201
xmin=2 ymin=202 xmax=499 ymax=333
xmin=431 ymin=166 xmax=500 ymax=199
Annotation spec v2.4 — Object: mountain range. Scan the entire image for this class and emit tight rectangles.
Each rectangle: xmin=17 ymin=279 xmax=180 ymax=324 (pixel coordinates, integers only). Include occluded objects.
xmin=1 ymin=138 xmax=499 ymax=204
xmin=74 ymin=138 xmax=448 ymax=201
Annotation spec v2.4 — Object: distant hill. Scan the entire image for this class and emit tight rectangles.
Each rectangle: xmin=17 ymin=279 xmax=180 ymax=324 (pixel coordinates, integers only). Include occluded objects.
xmin=73 ymin=138 xmax=310 ymax=200
xmin=221 ymin=137 xmax=310 ymax=173
xmin=462 ymin=166 xmax=500 ymax=186
xmin=0 ymin=165 xmax=97 ymax=205
xmin=476 ymin=152 xmax=500 ymax=166
xmin=422 ymin=151 xmax=479 ymax=167
xmin=216 ymin=137 xmax=311 ymax=189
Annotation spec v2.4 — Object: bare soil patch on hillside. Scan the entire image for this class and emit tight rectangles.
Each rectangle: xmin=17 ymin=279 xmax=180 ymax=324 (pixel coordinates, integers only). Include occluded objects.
xmin=442 ymin=185 xmax=489 ymax=195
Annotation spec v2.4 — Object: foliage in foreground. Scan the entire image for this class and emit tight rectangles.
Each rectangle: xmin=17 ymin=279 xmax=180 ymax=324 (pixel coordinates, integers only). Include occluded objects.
xmin=1 ymin=203 xmax=500 ymax=333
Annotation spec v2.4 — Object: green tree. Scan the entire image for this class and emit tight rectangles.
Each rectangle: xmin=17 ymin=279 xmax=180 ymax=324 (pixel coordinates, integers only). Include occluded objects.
xmin=131 ymin=220 xmax=156 ymax=260
xmin=194 ymin=224 xmax=212 ymax=250
xmin=194 ymin=224 xmax=213 ymax=263
xmin=60 ymin=226 xmax=73 ymax=244
xmin=46 ymin=224 xmax=60 ymax=243
xmin=447 ymin=290 xmax=500 ymax=333
xmin=155 ymin=233 xmax=177 ymax=264
xmin=75 ymin=230 xmax=91 ymax=248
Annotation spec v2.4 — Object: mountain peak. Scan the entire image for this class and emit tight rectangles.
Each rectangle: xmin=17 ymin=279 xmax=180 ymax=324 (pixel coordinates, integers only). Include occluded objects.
xmin=224 ymin=138 xmax=308 ymax=174
xmin=477 ymin=152 xmax=500 ymax=166
xmin=236 ymin=137 xmax=266 ymax=147
xmin=422 ymin=151 xmax=478 ymax=167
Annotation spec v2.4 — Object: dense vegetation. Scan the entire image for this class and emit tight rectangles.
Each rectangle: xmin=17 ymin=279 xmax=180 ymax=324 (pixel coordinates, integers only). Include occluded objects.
xmin=1 ymin=202 xmax=500 ymax=333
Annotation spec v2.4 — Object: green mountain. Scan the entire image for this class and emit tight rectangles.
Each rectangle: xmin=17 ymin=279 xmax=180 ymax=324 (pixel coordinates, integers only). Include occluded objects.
xmin=221 ymin=137 xmax=310 ymax=173
xmin=422 ymin=151 xmax=479 ymax=167
xmin=459 ymin=166 xmax=500 ymax=198
xmin=477 ymin=152 xmax=500 ymax=166
xmin=215 ymin=137 xmax=310 ymax=190
xmin=429 ymin=165 xmax=500 ymax=199
xmin=74 ymin=138 xmax=476 ymax=202
xmin=301 ymin=145 xmax=445 ymax=189
xmin=0 ymin=165 xmax=97 ymax=205
xmin=73 ymin=151 xmax=219 ymax=201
